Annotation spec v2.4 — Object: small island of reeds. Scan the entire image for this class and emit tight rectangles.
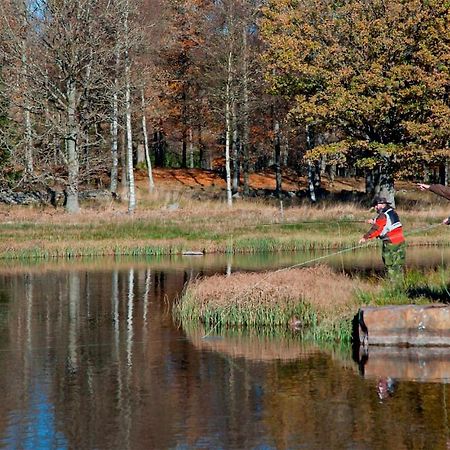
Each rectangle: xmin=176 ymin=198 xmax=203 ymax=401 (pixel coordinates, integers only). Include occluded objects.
xmin=174 ymin=265 xmax=378 ymax=343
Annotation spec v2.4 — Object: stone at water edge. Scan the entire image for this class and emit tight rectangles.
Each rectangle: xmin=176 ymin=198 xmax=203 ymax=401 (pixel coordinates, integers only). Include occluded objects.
xmin=357 ymin=304 xmax=450 ymax=346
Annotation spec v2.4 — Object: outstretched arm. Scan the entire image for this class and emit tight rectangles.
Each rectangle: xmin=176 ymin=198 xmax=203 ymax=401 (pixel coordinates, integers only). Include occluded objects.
xmin=418 ymin=183 xmax=450 ymax=223
xmin=419 ymin=183 xmax=450 ymax=200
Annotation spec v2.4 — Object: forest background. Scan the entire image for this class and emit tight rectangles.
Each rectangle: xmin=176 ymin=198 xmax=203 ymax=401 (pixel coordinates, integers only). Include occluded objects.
xmin=0 ymin=0 xmax=449 ymax=217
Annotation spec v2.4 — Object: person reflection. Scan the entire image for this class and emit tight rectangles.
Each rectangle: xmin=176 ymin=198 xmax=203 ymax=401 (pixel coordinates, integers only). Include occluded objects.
xmin=376 ymin=376 xmax=396 ymax=402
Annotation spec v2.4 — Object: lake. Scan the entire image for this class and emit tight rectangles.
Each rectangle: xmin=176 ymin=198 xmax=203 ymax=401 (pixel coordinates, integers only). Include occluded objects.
xmin=0 ymin=248 xmax=449 ymax=449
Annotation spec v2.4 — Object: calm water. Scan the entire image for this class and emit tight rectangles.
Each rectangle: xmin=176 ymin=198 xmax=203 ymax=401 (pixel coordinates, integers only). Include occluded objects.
xmin=0 ymin=250 xmax=449 ymax=450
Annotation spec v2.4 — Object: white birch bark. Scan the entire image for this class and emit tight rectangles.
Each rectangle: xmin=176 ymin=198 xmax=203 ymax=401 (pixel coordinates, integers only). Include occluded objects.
xmin=141 ymin=88 xmax=154 ymax=192
xmin=21 ymin=1 xmax=33 ymax=175
xmin=110 ymin=34 xmax=121 ymax=194
xmin=274 ymin=117 xmax=282 ymax=197
xmin=110 ymin=88 xmax=119 ymax=194
xmin=124 ymin=0 xmax=136 ymax=213
xmin=306 ymin=125 xmax=316 ymax=203
xmin=225 ymin=50 xmax=233 ymax=207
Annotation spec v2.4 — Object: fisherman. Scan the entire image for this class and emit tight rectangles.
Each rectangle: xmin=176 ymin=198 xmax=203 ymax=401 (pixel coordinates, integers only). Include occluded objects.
xmin=417 ymin=183 xmax=450 ymax=224
xmin=359 ymin=196 xmax=406 ymax=280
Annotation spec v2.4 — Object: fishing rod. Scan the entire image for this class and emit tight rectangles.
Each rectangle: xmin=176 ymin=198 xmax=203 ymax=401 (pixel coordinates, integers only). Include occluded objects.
xmin=257 ymin=220 xmax=367 ymax=225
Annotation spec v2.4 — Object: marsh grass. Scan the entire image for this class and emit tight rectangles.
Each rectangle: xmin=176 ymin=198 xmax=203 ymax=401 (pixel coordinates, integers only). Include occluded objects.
xmin=1 ymin=192 xmax=450 ymax=258
xmin=174 ymin=266 xmax=376 ymax=343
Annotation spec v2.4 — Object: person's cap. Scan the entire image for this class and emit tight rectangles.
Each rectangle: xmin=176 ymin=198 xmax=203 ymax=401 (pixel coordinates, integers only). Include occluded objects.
xmin=371 ymin=196 xmax=390 ymax=206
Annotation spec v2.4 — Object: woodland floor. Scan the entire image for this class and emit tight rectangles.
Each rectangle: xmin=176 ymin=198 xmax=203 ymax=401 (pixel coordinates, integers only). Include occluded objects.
xmin=135 ymin=167 xmax=437 ymax=209
xmin=138 ymin=167 xmax=362 ymax=193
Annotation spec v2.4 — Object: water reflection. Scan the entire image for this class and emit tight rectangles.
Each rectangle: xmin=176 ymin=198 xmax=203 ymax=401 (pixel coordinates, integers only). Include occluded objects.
xmin=0 ymin=261 xmax=448 ymax=449
xmin=185 ymin=326 xmax=330 ymax=362
xmin=357 ymin=346 xmax=450 ymax=383
xmin=2 ymin=245 xmax=450 ymax=276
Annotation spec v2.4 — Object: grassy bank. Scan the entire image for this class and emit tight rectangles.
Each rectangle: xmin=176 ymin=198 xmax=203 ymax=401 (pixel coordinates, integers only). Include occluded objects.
xmin=1 ymin=186 xmax=450 ymax=259
xmin=174 ymin=266 xmax=450 ymax=343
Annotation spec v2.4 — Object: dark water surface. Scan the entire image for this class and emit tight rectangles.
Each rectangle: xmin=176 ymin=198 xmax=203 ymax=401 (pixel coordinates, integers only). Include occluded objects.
xmin=0 ymin=250 xmax=449 ymax=449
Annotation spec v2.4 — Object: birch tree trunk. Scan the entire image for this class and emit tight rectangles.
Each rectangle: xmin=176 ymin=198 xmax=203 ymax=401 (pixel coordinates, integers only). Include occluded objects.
xmin=124 ymin=0 xmax=136 ymax=213
xmin=274 ymin=117 xmax=282 ymax=198
xmin=306 ymin=125 xmax=316 ymax=203
xmin=110 ymin=40 xmax=120 ymax=195
xmin=225 ymin=50 xmax=233 ymax=207
xmin=20 ymin=1 xmax=33 ymax=175
xmin=120 ymin=129 xmax=127 ymax=191
xmin=141 ymin=88 xmax=154 ymax=192
xmin=307 ymin=162 xmax=316 ymax=203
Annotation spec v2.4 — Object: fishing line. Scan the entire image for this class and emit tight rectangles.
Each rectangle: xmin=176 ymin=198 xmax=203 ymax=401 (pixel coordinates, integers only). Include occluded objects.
xmin=202 ymin=241 xmax=374 ymax=338
xmin=202 ymin=221 xmax=444 ymax=339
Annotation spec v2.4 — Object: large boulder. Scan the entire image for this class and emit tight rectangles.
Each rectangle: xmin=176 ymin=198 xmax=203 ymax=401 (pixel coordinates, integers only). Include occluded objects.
xmin=357 ymin=304 xmax=450 ymax=346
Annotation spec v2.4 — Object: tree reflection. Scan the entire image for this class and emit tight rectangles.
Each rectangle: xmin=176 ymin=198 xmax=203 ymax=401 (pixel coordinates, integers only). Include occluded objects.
xmin=0 ymin=267 xmax=448 ymax=449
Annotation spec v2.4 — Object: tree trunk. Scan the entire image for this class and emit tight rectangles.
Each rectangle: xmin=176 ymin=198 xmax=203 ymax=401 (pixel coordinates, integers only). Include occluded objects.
xmin=84 ymin=129 xmax=90 ymax=184
xmin=141 ymin=89 xmax=154 ymax=192
xmin=181 ymin=88 xmax=187 ymax=168
xmin=377 ymin=168 xmax=396 ymax=207
xmin=124 ymin=0 xmax=136 ymax=213
xmin=21 ymin=2 xmax=33 ymax=175
xmin=368 ymin=162 xmax=395 ymax=206
xmin=120 ymin=129 xmax=127 ymax=191
xmin=446 ymin=160 xmax=450 ymax=186
xmin=154 ymin=130 xmax=167 ymax=168
xmin=329 ymin=164 xmax=336 ymax=185
xmin=365 ymin=168 xmax=377 ymax=196
xmin=242 ymin=26 xmax=250 ymax=197
xmin=320 ymin=156 xmax=326 ymax=176
xmin=188 ymin=126 xmax=194 ymax=169
xmin=307 ymin=162 xmax=316 ymax=203
xmin=424 ymin=164 xmax=431 ymax=184
xmin=281 ymin=130 xmax=289 ymax=166
xmin=110 ymin=42 xmax=120 ymax=194
xmin=198 ymin=122 xmax=209 ymax=170
xmin=66 ymin=79 xmax=80 ymax=213
xmin=232 ymin=101 xmax=239 ymax=194
xmin=225 ymin=50 xmax=233 ymax=207
xmin=306 ymin=125 xmax=316 ymax=203
xmin=274 ymin=117 xmax=282 ymax=198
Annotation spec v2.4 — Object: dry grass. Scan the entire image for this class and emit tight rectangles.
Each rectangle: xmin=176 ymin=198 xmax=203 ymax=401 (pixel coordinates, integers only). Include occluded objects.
xmin=175 ymin=265 xmax=378 ymax=341
xmin=184 ymin=266 xmax=369 ymax=311
xmin=1 ymin=175 xmax=450 ymax=258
